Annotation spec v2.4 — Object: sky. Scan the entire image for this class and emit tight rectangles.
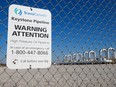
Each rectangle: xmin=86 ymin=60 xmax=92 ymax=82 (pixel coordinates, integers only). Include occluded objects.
xmin=0 ymin=0 xmax=116 ymax=63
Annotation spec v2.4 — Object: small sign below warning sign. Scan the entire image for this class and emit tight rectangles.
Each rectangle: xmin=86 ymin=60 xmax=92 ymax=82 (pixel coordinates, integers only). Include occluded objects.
xmin=7 ymin=4 xmax=51 ymax=69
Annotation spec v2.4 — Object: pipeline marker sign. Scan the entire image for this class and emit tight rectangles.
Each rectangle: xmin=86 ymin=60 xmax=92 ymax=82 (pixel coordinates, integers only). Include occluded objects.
xmin=7 ymin=4 xmax=51 ymax=69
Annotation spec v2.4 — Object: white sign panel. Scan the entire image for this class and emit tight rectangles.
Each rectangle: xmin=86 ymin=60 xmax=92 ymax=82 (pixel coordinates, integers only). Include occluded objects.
xmin=7 ymin=4 xmax=51 ymax=69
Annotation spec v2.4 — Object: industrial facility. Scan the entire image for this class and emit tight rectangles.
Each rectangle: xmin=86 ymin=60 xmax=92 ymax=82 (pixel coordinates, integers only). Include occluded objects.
xmin=62 ymin=47 xmax=116 ymax=65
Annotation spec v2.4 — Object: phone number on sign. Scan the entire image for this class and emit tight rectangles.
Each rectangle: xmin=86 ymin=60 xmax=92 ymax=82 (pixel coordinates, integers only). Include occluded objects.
xmin=12 ymin=50 xmax=48 ymax=55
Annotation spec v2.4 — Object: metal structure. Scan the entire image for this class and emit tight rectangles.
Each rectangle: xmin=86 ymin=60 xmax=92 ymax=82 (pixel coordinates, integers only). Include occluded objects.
xmin=84 ymin=51 xmax=89 ymax=61
xmin=100 ymin=48 xmax=116 ymax=62
xmin=67 ymin=54 xmax=72 ymax=62
xmin=72 ymin=53 xmax=77 ymax=62
xmin=64 ymin=55 xmax=68 ymax=63
xmin=0 ymin=0 xmax=116 ymax=87
xmin=100 ymin=48 xmax=108 ymax=61
xmin=89 ymin=50 xmax=96 ymax=61
xmin=77 ymin=53 xmax=83 ymax=62
xmin=108 ymin=47 xmax=115 ymax=59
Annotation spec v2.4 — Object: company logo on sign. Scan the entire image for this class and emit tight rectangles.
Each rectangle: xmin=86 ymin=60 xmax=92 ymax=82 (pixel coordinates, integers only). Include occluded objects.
xmin=14 ymin=8 xmax=22 ymax=16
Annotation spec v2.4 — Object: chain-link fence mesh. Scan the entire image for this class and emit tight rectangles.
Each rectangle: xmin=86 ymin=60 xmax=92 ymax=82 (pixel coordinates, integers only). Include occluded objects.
xmin=0 ymin=0 xmax=116 ymax=87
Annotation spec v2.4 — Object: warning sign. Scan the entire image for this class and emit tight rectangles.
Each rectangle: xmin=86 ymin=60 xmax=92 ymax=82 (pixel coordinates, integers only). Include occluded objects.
xmin=7 ymin=4 xmax=51 ymax=69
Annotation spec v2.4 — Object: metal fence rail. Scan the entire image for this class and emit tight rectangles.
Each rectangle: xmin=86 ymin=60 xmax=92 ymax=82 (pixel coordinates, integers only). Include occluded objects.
xmin=0 ymin=0 xmax=116 ymax=87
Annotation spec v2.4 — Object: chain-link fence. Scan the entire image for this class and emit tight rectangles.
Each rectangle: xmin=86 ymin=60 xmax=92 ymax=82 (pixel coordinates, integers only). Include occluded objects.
xmin=0 ymin=0 xmax=116 ymax=87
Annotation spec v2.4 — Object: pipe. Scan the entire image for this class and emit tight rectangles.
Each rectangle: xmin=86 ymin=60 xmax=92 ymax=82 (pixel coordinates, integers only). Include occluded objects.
xmin=108 ymin=47 xmax=115 ymax=59
xmin=89 ymin=50 xmax=96 ymax=61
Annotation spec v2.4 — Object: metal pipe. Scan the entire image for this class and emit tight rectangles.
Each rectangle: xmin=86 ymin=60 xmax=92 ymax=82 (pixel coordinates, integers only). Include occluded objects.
xmin=68 ymin=54 xmax=72 ymax=62
xmin=89 ymin=50 xmax=96 ymax=61
xmin=84 ymin=51 xmax=89 ymax=61
xmin=100 ymin=48 xmax=107 ymax=61
xmin=72 ymin=53 xmax=77 ymax=62
xmin=108 ymin=47 xmax=115 ymax=59
xmin=77 ymin=53 xmax=83 ymax=62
